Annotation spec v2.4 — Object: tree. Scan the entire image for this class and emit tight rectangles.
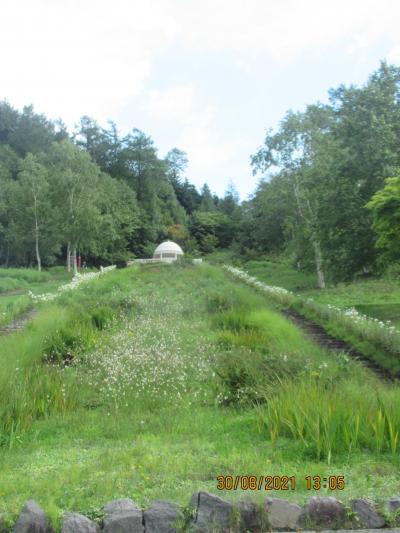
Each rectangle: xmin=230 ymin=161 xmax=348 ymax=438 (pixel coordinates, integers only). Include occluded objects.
xmin=198 ymin=184 xmax=217 ymax=212
xmin=17 ymin=154 xmax=49 ymax=271
xmin=252 ymin=104 xmax=336 ymax=287
xmin=165 ymin=148 xmax=188 ymax=187
xmin=366 ymin=173 xmax=400 ymax=264
xmin=46 ymin=140 xmax=102 ymax=273
xmin=4 ymin=153 xmax=60 ymax=269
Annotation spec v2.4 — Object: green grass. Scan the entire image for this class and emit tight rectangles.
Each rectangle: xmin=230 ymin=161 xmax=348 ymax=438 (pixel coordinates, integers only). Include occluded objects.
xmin=244 ymin=260 xmax=317 ymax=291
xmin=0 ymin=294 xmax=33 ymax=327
xmin=0 ymin=267 xmax=73 ymax=327
xmin=0 ymin=263 xmax=400 ymax=530
xmin=231 ymin=261 xmax=400 ymax=374
xmin=243 ymin=259 xmax=400 ymax=326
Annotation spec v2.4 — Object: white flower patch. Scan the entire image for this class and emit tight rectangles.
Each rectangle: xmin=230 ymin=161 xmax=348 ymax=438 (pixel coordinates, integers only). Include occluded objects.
xmin=28 ymin=265 xmax=116 ymax=303
xmin=79 ymin=292 xmax=214 ymax=408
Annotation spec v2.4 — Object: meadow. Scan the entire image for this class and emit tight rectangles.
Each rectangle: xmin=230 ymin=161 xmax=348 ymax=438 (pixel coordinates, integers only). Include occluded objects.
xmin=0 ymin=268 xmax=72 ymax=328
xmin=0 ymin=263 xmax=399 ymax=530
xmin=240 ymin=260 xmax=400 ymax=375
xmin=244 ymin=260 xmax=400 ymax=325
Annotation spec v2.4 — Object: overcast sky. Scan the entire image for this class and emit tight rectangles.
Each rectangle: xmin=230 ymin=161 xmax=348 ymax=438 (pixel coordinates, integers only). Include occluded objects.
xmin=1 ymin=0 xmax=400 ymax=198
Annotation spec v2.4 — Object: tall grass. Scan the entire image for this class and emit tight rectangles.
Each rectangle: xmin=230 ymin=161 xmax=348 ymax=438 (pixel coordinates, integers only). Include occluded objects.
xmin=0 ymin=268 xmax=51 ymax=283
xmin=0 ymin=267 xmax=137 ymax=447
xmin=262 ymin=378 xmax=400 ymax=462
xmin=206 ymin=276 xmax=353 ymax=405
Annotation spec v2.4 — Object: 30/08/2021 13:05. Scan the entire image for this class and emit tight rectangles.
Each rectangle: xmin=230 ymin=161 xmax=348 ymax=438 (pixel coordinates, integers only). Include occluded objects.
xmin=216 ymin=475 xmax=345 ymax=491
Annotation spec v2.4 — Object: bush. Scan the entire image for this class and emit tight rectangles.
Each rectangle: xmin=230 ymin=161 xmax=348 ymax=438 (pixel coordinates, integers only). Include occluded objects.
xmin=43 ymin=323 xmax=96 ymax=365
xmin=90 ymin=306 xmax=114 ymax=330
xmin=384 ymin=261 xmax=400 ymax=280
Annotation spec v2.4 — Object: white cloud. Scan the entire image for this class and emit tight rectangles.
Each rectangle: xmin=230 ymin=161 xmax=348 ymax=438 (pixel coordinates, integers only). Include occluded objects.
xmin=173 ymin=0 xmax=400 ymax=62
xmin=2 ymin=0 xmax=399 ymax=127
xmin=0 ymin=0 xmax=176 ymax=125
xmin=143 ymin=87 xmax=199 ymax=124
xmin=1 ymin=0 xmax=399 ymax=196
xmin=142 ymin=84 xmax=235 ymax=189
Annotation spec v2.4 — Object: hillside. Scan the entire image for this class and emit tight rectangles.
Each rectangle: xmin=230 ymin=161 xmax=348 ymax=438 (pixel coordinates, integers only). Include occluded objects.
xmin=0 ymin=263 xmax=399 ymax=529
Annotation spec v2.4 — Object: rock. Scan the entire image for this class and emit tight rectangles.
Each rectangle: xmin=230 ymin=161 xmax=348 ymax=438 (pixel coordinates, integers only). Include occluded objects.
xmin=103 ymin=499 xmax=143 ymax=533
xmin=386 ymin=496 xmax=400 ymax=515
xmin=13 ymin=500 xmax=53 ymax=533
xmin=143 ymin=501 xmax=182 ymax=533
xmin=265 ymin=498 xmax=301 ymax=530
xmin=189 ymin=492 xmax=234 ymax=532
xmin=61 ymin=513 xmax=99 ymax=533
xmin=350 ymin=499 xmax=385 ymax=528
xmin=298 ymin=496 xmax=346 ymax=529
xmin=104 ymin=499 xmax=138 ymax=515
xmin=238 ymin=500 xmax=262 ymax=532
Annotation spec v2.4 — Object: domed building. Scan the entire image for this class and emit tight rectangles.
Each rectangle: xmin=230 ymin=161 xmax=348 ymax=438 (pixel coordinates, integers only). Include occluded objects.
xmin=153 ymin=241 xmax=184 ymax=262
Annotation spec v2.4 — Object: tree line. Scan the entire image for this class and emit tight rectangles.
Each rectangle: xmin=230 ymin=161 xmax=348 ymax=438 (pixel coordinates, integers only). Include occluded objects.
xmin=246 ymin=61 xmax=400 ymax=286
xmin=1 ymin=61 xmax=400 ymax=285
xmin=0 ymin=105 xmax=240 ymax=272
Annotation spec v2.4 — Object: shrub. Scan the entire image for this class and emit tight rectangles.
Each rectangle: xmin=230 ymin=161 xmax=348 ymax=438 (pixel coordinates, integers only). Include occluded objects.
xmin=42 ymin=324 xmax=96 ymax=365
xmin=90 ymin=306 xmax=114 ymax=330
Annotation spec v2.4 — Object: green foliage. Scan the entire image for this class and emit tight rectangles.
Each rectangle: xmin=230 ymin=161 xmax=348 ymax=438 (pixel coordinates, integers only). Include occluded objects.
xmin=249 ymin=62 xmax=400 ymax=283
xmin=263 ymin=378 xmax=400 ymax=461
xmin=367 ymin=174 xmax=400 ymax=264
xmin=42 ymin=324 xmax=96 ymax=366
xmin=207 ymin=282 xmax=334 ymax=405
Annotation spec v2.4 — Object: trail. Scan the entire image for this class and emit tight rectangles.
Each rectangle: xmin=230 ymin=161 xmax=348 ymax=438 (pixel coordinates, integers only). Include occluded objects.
xmin=0 ymin=308 xmax=37 ymax=335
xmin=282 ymin=308 xmax=395 ymax=381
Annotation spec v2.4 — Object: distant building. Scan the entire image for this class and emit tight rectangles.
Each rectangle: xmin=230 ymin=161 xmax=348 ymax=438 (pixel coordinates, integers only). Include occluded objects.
xmin=153 ymin=241 xmax=184 ymax=262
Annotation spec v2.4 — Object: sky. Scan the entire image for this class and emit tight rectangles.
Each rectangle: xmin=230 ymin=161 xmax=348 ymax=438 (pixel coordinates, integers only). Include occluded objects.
xmin=1 ymin=0 xmax=400 ymax=199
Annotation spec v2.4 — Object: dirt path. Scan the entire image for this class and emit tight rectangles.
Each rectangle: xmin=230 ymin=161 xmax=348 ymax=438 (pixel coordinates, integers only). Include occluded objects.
xmin=283 ymin=308 xmax=395 ymax=381
xmin=0 ymin=308 xmax=37 ymax=335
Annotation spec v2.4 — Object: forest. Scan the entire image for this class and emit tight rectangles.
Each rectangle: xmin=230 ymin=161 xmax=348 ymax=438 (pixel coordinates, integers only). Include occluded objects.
xmin=1 ymin=61 xmax=400 ymax=285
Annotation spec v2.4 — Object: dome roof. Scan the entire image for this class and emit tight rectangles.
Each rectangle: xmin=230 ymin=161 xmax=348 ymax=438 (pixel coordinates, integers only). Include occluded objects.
xmin=153 ymin=241 xmax=184 ymax=255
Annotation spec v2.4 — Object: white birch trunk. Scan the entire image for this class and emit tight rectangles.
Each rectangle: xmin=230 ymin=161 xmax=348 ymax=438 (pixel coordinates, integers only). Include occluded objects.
xmin=34 ymin=217 xmax=41 ymax=272
xmin=33 ymin=192 xmax=41 ymax=272
xmin=72 ymin=247 xmax=78 ymax=276
xmin=312 ymin=238 xmax=326 ymax=289
xmin=67 ymin=242 xmax=71 ymax=272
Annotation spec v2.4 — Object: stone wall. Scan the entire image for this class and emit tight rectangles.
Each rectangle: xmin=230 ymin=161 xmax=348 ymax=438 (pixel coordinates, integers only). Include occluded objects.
xmin=3 ymin=492 xmax=400 ymax=533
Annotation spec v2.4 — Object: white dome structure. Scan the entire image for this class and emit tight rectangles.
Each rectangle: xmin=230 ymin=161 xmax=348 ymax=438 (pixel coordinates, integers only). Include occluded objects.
xmin=153 ymin=241 xmax=184 ymax=262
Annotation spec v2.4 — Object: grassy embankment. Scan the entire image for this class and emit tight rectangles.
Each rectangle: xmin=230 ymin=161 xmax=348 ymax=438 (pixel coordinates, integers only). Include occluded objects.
xmin=242 ymin=260 xmax=400 ymax=375
xmin=0 ymin=263 xmax=400 ymax=530
xmin=0 ymin=268 xmax=72 ymax=327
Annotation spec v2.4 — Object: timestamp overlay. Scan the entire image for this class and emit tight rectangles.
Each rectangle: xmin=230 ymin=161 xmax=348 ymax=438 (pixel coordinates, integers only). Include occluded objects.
xmin=217 ymin=475 xmax=345 ymax=492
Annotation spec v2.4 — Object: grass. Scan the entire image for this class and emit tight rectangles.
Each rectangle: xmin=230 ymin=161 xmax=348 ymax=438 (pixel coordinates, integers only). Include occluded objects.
xmin=228 ymin=263 xmax=400 ymax=376
xmin=244 ymin=259 xmax=400 ymax=326
xmin=0 ymin=263 xmax=400 ymax=530
xmin=244 ymin=260 xmax=317 ymax=292
xmin=0 ymin=267 xmax=73 ymax=327
xmin=303 ymin=278 xmax=400 ymax=327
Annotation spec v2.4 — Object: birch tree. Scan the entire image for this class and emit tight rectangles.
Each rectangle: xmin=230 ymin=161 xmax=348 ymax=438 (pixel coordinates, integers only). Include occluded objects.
xmin=47 ymin=140 xmax=101 ymax=274
xmin=8 ymin=154 xmax=54 ymax=271
xmin=251 ymin=105 xmax=334 ymax=288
